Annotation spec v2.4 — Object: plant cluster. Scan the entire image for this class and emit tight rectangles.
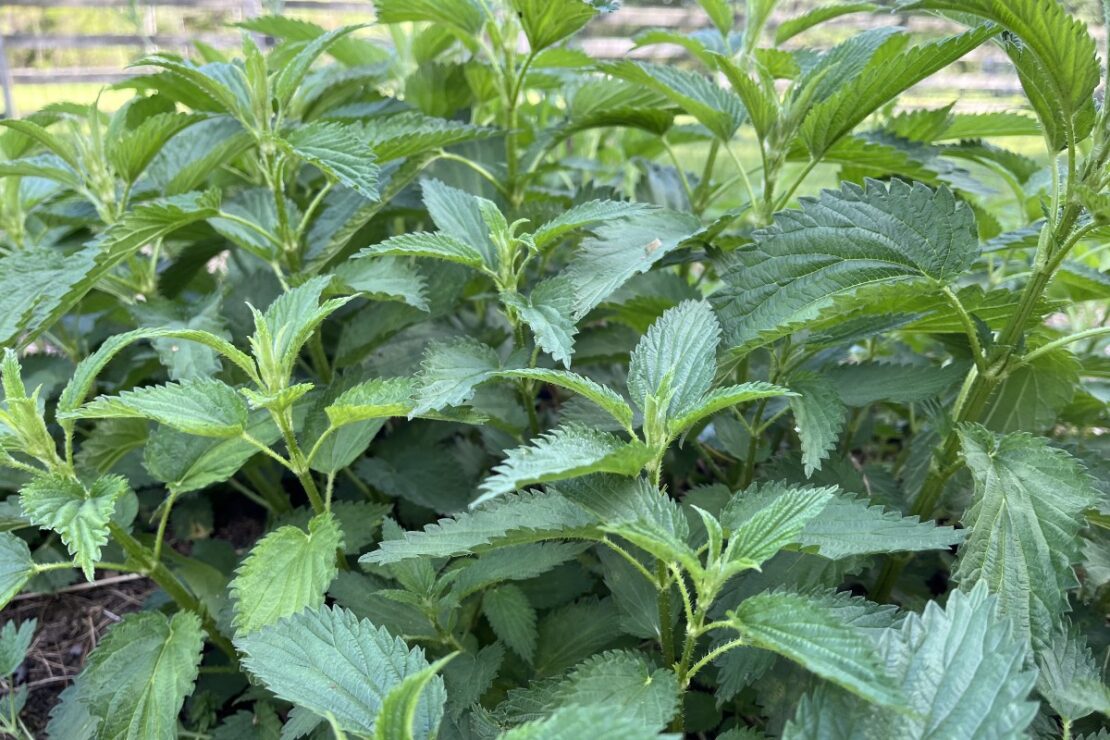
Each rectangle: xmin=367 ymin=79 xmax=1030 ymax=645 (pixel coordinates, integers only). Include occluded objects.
xmin=0 ymin=0 xmax=1107 ymax=738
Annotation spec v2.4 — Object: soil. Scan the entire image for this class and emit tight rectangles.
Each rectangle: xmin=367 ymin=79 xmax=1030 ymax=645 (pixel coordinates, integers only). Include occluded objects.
xmin=0 ymin=574 xmax=156 ymax=736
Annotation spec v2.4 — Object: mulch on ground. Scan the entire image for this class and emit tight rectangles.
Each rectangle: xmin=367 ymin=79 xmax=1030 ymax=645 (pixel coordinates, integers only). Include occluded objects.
xmin=0 ymin=574 xmax=156 ymax=734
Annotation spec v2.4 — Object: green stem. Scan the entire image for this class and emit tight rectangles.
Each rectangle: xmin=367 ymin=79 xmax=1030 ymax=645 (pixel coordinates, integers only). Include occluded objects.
xmin=1023 ymin=325 xmax=1110 ymax=363
xmin=109 ymin=523 xmax=236 ymax=660
xmin=656 ymin=561 xmax=675 ymax=667
xmin=684 ymin=637 xmax=745 ymax=684
xmin=942 ymin=286 xmax=987 ymax=373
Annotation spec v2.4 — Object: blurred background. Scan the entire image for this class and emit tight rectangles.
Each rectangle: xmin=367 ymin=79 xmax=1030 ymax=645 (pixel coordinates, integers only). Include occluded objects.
xmin=0 ymin=0 xmax=1105 ymax=116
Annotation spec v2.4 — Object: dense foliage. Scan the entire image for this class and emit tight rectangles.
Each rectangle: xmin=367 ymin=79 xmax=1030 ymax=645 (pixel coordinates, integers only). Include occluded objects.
xmin=0 ymin=0 xmax=1107 ymax=737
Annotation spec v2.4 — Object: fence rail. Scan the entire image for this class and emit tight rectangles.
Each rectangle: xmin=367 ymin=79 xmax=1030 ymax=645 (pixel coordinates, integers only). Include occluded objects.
xmin=0 ymin=0 xmax=1049 ymax=116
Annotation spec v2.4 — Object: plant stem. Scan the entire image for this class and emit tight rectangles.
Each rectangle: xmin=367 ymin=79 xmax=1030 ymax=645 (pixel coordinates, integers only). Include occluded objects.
xmin=109 ymin=523 xmax=236 ymax=660
xmin=656 ymin=561 xmax=675 ymax=667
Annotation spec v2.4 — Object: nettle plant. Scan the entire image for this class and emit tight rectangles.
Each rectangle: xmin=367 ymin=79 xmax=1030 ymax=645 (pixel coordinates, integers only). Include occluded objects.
xmin=0 ymin=0 xmax=1108 ymax=737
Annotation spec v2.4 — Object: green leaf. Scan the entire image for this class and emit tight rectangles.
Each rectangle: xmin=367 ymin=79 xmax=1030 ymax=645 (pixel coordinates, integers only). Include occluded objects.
xmin=496 ymin=368 xmax=633 ymax=432
xmin=721 ymin=483 xmax=837 ymax=568
xmin=366 ymin=113 xmax=494 ymax=162
xmin=698 ymin=0 xmax=734 ymax=35
xmin=0 ymin=618 xmax=36 ymax=677
xmin=939 ymin=111 xmax=1041 ymax=139
xmin=144 ymin=409 xmax=280 ymax=495
xmin=600 ymin=61 xmax=745 ymax=141
xmin=775 ymin=3 xmax=877 ymax=43
xmin=0 ymin=154 xmax=82 ymax=189
xmin=273 ymin=24 xmax=366 ymax=107
xmin=231 ymin=513 xmax=343 ymax=636
xmin=532 ymin=200 xmax=652 ymax=252
xmin=981 ymin=347 xmax=1078 ymax=432
xmin=727 ymin=590 xmax=903 ymax=708
xmin=503 ymin=277 xmax=579 ymax=367
xmin=0 ymin=119 xmax=77 ymax=169
xmin=713 ymin=179 xmax=979 ymax=353
xmin=784 ymin=582 xmax=1038 ymax=739
xmin=411 ymin=339 xmax=502 ymax=417
xmin=787 ymin=372 xmax=848 ymax=477
xmin=1037 ymin=625 xmax=1110 ymax=722
xmin=420 ymin=178 xmax=500 ymax=269
xmin=0 ymin=533 xmax=35 ymax=610
xmin=107 ymin=112 xmax=200 ymax=183
xmin=796 ymin=495 xmax=964 ymax=558
xmin=501 ymin=649 xmax=680 ymax=730
xmin=500 ymin=705 xmax=675 ymax=740
xmin=512 ymin=0 xmax=600 ymax=51
xmin=374 ymin=0 xmax=485 ymax=34
xmin=129 ymin=55 xmax=253 ymax=122
xmin=236 ymin=605 xmax=447 ymax=738
xmin=325 ymin=377 xmax=416 ymax=428
xmin=483 ymin=584 xmax=538 ymax=663
xmin=334 ymin=256 xmax=429 ymax=311
xmin=356 ymin=232 xmax=489 ymax=272
xmin=374 ymin=653 xmax=455 ymax=740
xmin=451 ymin=542 xmax=588 ymax=599
xmin=955 ymin=425 xmax=1099 ymax=645
xmin=0 ymin=190 xmax=221 ymax=347
xmin=668 ymin=382 xmax=795 ymax=436
xmin=280 ymin=121 xmax=379 ymax=200
xmin=73 ymin=611 xmax=204 ymax=740
xmin=61 ymin=378 xmax=248 ymax=438
xmin=901 ymin=0 xmax=1100 ymax=149
xmin=800 ymin=27 xmax=995 ymax=157
xmin=566 ymin=209 xmax=701 ymax=317
xmin=628 ymin=300 xmax=720 ymax=419
xmin=823 ymin=362 xmax=963 ymax=406
xmin=19 ymin=474 xmax=128 ymax=581
xmin=478 ymin=424 xmax=652 ymax=506
xmin=360 ymin=491 xmax=595 ymax=565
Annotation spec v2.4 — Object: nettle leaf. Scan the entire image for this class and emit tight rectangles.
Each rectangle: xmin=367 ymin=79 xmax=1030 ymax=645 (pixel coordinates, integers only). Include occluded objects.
xmin=955 ymin=425 xmax=1098 ymax=645
xmin=365 ymin=113 xmax=494 ymax=162
xmin=775 ymin=2 xmax=877 ymax=43
xmin=374 ymin=0 xmax=485 ymax=34
xmin=61 ymin=378 xmax=248 ymax=438
xmin=500 ymin=705 xmax=674 ymax=740
xmin=668 ymin=382 xmax=794 ymax=436
xmin=532 ymin=201 xmax=652 ymax=252
xmin=357 ymin=232 xmax=488 ymax=272
xmin=73 ymin=611 xmax=204 ymax=740
xmin=360 ymin=491 xmax=595 ymax=565
xmin=421 ymin=178 xmax=499 ymax=270
xmin=478 ymin=424 xmax=652 ymax=505
xmin=502 ymin=649 xmax=680 ymax=730
xmin=512 ymin=0 xmax=600 ymax=51
xmin=374 ymin=654 xmax=455 ymax=740
xmin=503 ymin=276 xmax=579 ymax=368
xmin=785 ymin=582 xmax=1038 ymax=739
xmin=325 ymin=377 xmax=416 ymax=428
xmin=723 ymin=484 xmax=836 ymax=568
xmin=565 ymin=210 xmax=702 ymax=318
xmin=496 ymin=368 xmax=633 ymax=433
xmin=280 ymin=121 xmax=380 ymax=200
xmin=600 ymin=61 xmax=746 ymax=141
xmin=483 ymin=584 xmax=538 ymax=663
xmin=787 ymin=371 xmax=848 ymax=477
xmin=824 ymin=362 xmax=963 ymax=406
xmin=231 ymin=512 xmax=343 ymax=636
xmin=981 ymin=347 xmax=1078 ymax=433
xmin=628 ymin=300 xmax=719 ymax=419
xmin=0 ymin=618 xmax=36 ymax=677
xmin=797 ymin=495 xmax=964 ymax=559
xmin=800 ymin=26 xmax=995 ymax=157
xmin=713 ymin=179 xmax=979 ymax=353
xmin=272 ymin=24 xmax=365 ymax=107
xmin=902 ymin=0 xmax=1099 ymax=149
xmin=335 ymin=255 xmax=430 ymax=311
xmin=727 ymin=590 xmax=903 ymax=708
xmin=0 ymin=190 xmax=220 ymax=347
xmin=1037 ymin=624 xmax=1110 ymax=722
xmin=19 ymin=474 xmax=128 ymax=581
xmin=0 ymin=533 xmax=35 ymax=610
xmin=236 ymin=606 xmax=447 ymax=739
xmin=411 ymin=338 xmax=502 ymax=417
xmin=107 ymin=112 xmax=201 ymax=184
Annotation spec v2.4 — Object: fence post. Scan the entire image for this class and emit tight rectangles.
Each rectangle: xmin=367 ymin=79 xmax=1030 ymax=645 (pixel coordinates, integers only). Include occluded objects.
xmin=0 ymin=34 xmax=14 ymax=118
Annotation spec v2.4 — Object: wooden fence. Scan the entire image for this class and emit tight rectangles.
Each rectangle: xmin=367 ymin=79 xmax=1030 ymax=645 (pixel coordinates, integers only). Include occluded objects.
xmin=0 ymin=0 xmax=1062 ymax=117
